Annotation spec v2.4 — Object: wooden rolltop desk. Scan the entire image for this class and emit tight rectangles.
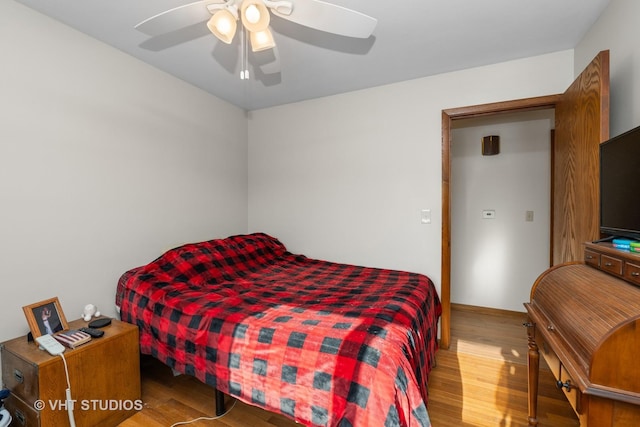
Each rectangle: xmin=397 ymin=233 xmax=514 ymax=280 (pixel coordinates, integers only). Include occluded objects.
xmin=525 ymin=242 xmax=640 ymax=426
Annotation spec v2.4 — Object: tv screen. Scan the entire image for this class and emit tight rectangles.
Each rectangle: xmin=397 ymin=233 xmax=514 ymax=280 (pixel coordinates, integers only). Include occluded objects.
xmin=599 ymin=124 xmax=640 ymax=240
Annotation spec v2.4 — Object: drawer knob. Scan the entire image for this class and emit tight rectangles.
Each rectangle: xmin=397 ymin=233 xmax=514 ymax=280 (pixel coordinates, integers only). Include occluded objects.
xmin=632 ymin=272 xmax=640 ymax=277
xmin=547 ymin=324 xmax=555 ymax=331
xmin=556 ymin=379 xmax=572 ymax=392
xmin=604 ymin=262 xmax=613 ymax=267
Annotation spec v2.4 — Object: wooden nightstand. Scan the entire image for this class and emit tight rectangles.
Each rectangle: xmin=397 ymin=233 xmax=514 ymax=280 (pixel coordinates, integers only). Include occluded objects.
xmin=1 ymin=318 xmax=141 ymax=427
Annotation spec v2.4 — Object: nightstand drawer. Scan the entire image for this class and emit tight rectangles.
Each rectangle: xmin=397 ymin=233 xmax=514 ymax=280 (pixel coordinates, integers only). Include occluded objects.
xmin=1 ymin=346 xmax=38 ymax=405
xmin=4 ymin=393 xmax=40 ymax=426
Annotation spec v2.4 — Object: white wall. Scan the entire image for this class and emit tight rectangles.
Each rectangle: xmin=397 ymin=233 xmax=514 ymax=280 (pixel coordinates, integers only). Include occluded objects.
xmin=248 ymin=51 xmax=574 ymax=290
xmin=575 ymin=0 xmax=640 ymax=136
xmin=451 ymin=111 xmax=553 ymax=311
xmin=12 ymin=0 xmax=639 ymax=351
xmin=0 ymin=2 xmax=248 ymax=344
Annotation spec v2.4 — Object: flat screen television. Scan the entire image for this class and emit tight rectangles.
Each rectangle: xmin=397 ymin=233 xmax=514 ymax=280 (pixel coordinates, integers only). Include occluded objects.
xmin=599 ymin=124 xmax=640 ymax=241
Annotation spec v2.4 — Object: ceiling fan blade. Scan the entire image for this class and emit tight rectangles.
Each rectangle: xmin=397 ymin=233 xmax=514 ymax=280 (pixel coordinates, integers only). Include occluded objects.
xmin=263 ymin=0 xmax=293 ymax=15
xmin=135 ymin=0 xmax=225 ymax=37
xmin=270 ymin=0 xmax=377 ymax=38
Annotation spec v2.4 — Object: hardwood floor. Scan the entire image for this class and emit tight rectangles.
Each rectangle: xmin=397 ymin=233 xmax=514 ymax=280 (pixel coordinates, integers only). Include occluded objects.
xmin=427 ymin=304 xmax=578 ymax=427
xmin=118 ymin=305 xmax=579 ymax=426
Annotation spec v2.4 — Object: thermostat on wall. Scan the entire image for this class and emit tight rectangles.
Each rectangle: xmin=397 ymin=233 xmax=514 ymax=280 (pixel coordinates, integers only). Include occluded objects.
xmin=482 ymin=210 xmax=496 ymax=219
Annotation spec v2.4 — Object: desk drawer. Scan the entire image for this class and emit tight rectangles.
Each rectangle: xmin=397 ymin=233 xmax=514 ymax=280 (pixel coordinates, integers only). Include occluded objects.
xmin=624 ymin=262 xmax=640 ymax=286
xmin=559 ymin=365 xmax=581 ymax=415
xmin=537 ymin=332 xmax=560 ymax=379
xmin=601 ymin=255 xmax=623 ymax=275
xmin=584 ymin=249 xmax=600 ymax=267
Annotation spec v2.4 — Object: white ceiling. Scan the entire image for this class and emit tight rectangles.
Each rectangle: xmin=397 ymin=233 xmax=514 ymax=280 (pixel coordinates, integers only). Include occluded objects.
xmin=16 ymin=0 xmax=611 ymax=111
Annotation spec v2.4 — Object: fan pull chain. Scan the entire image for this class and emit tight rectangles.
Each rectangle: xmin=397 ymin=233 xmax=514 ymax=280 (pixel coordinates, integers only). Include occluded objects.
xmin=240 ymin=27 xmax=249 ymax=80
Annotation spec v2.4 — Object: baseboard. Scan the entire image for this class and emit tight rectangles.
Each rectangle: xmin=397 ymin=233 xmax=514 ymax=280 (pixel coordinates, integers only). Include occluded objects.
xmin=451 ymin=302 xmax=526 ymax=318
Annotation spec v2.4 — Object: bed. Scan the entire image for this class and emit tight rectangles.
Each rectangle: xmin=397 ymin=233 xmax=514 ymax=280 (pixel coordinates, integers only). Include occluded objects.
xmin=116 ymin=233 xmax=441 ymax=427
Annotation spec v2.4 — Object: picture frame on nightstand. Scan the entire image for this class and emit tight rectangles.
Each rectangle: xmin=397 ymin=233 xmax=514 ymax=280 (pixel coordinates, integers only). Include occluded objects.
xmin=22 ymin=296 xmax=69 ymax=339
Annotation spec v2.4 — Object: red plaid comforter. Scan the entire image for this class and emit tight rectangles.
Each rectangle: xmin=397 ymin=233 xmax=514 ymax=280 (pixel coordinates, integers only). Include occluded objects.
xmin=117 ymin=233 xmax=441 ymax=427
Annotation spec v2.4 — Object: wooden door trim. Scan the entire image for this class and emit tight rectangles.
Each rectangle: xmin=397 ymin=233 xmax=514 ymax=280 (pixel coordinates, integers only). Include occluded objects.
xmin=440 ymin=94 xmax=561 ymax=349
xmin=550 ymin=129 xmax=556 ymax=266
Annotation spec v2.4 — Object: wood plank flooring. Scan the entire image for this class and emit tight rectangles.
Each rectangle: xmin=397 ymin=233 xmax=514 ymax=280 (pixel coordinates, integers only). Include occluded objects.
xmin=118 ymin=305 xmax=579 ymax=426
xmin=427 ymin=304 xmax=578 ymax=427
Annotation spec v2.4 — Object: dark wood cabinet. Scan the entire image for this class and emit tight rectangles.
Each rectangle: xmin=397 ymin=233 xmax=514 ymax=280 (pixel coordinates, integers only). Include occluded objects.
xmin=1 ymin=319 xmax=140 ymax=427
xmin=525 ymin=243 xmax=640 ymax=426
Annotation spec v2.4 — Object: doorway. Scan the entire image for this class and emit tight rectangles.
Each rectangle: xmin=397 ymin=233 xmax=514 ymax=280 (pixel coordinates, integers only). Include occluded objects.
xmin=450 ymin=110 xmax=554 ymax=312
xmin=439 ymin=96 xmax=560 ymax=349
xmin=439 ymin=50 xmax=609 ymax=349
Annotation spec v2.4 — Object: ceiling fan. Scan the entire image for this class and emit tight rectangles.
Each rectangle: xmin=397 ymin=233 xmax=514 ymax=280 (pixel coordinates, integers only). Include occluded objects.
xmin=135 ymin=0 xmax=377 ymax=79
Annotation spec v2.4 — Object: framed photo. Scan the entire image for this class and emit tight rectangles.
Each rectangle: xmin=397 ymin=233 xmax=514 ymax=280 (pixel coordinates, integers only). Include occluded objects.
xmin=23 ymin=297 xmax=69 ymax=338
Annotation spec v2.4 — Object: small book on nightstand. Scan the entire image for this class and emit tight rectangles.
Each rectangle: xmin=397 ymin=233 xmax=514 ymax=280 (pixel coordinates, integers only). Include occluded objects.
xmin=54 ymin=329 xmax=91 ymax=349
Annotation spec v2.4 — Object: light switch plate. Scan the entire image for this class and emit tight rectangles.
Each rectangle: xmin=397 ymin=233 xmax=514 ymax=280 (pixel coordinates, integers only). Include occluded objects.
xmin=421 ymin=209 xmax=431 ymax=224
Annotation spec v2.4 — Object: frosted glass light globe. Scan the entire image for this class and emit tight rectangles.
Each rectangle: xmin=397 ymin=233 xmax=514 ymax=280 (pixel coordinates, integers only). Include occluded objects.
xmin=216 ymin=17 xmax=232 ymax=34
xmin=245 ymin=4 xmax=260 ymax=24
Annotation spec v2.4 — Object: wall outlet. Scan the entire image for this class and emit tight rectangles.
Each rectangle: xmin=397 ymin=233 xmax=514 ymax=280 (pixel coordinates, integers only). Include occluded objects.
xmin=526 ymin=210 xmax=534 ymax=222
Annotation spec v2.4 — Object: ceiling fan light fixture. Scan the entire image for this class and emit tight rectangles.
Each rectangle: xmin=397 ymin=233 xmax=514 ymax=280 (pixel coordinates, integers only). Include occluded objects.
xmin=245 ymin=5 xmax=260 ymax=24
xmin=250 ymin=27 xmax=275 ymax=52
xmin=207 ymin=8 xmax=238 ymax=44
xmin=240 ymin=0 xmax=270 ymax=32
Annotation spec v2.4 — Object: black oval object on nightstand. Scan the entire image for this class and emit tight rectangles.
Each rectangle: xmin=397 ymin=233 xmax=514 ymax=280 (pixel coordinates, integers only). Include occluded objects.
xmin=88 ymin=317 xmax=112 ymax=328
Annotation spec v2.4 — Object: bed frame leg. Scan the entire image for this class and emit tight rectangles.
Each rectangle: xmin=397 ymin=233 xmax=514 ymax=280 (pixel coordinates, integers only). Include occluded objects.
xmin=215 ymin=389 xmax=225 ymax=416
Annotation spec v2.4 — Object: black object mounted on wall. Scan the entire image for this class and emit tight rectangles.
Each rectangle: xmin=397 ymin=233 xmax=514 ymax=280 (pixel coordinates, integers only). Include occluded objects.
xmin=482 ymin=135 xmax=500 ymax=156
